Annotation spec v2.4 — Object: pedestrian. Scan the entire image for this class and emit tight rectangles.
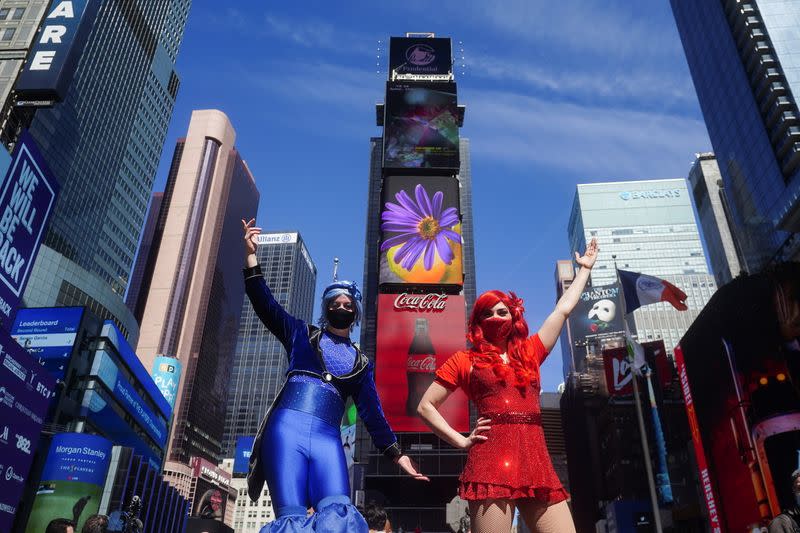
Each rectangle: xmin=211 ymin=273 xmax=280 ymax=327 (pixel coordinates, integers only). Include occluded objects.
xmin=45 ymin=518 xmax=75 ymax=533
xmin=417 ymin=239 xmax=599 ymax=533
xmin=364 ymin=501 xmax=391 ymax=532
xmin=241 ymin=219 xmax=428 ymax=533
xmin=768 ymin=469 xmax=800 ymax=532
xmin=81 ymin=515 xmax=108 ymax=533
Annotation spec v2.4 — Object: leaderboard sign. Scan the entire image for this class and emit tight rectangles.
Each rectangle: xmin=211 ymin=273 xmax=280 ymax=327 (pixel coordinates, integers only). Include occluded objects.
xmin=0 ymin=131 xmax=60 ymax=322
xmin=0 ymin=327 xmax=56 ymax=532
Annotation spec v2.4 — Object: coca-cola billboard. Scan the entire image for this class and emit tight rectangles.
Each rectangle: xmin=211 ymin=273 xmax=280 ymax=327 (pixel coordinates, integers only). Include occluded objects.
xmin=376 ymin=293 xmax=469 ymax=432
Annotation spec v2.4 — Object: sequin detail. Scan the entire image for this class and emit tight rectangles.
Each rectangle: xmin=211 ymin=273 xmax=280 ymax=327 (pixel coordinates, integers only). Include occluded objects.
xmin=288 ymin=331 xmax=358 ymax=395
xmin=480 ymin=412 xmax=542 ymax=425
xmin=460 ymin=364 xmax=569 ymax=502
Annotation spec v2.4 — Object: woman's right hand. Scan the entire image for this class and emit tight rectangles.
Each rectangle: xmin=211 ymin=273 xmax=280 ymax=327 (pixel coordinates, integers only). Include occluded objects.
xmin=459 ymin=417 xmax=491 ymax=450
xmin=242 ymin=218 xmax=261 ymax=257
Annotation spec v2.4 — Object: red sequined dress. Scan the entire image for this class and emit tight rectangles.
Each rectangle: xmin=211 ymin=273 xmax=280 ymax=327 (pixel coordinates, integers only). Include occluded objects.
xmin=435 ymin=334 xmax=569 ymax=502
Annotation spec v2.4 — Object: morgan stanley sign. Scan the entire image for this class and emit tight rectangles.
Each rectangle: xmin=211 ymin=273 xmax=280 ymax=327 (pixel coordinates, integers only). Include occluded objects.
xmin=15 ymin=0 xmax=101 ymax=103
xmin=0 ymin=131 xmax=59 ymax=322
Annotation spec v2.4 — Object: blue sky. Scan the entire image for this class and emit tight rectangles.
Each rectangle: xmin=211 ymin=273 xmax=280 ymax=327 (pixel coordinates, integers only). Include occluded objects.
xmin=153 ymin=0 xmax=712 ymax=392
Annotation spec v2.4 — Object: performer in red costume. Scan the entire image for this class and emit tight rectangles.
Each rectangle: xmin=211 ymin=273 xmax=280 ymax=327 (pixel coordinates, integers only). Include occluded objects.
xmin=418 ymin=238 xmax=598 ymax=533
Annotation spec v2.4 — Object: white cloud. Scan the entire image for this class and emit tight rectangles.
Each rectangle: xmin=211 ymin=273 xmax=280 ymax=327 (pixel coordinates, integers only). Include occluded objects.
xmin=462 ymin=88 xmax=711 ymax=178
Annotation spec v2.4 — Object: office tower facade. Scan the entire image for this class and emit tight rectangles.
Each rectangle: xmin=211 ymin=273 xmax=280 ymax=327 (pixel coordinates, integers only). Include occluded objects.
xmin=671 ymin=0 xmax=800 ymax=272
xmin=222 ymin=231 xmax=317 ymax=456
xmin=0 ymin=0 xmax=49 ymax=108
xmin=21 ymin=0 xmax=190 ymax=342
xmin=359 ymin=41 xmax=477 ymax=525
xmin=126 ymin=192 xmax=164 ymax=317
xmin=136 ymin=110 xmax=259 ymax=464
xmin=567 ymin=179 xmax=717 ymax=357
xmin=687 ymin=152 xmax=745 ymax=286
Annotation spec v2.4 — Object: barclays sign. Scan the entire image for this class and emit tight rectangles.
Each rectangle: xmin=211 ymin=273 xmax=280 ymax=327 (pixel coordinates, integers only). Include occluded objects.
xmin=619 ymin=189 xmax=681 ymax=201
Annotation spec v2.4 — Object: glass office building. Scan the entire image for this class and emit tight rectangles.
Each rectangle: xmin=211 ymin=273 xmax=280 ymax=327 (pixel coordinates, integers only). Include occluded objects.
xmin=671 ymin=0 xmax=800 ymax=272
xmin=221 ymin=232 xmax=317 ymax=456
xmin=567 ymin=180 xmax=717 ymax=361
xmin=22 ymin=0 xmax=191 ymax=342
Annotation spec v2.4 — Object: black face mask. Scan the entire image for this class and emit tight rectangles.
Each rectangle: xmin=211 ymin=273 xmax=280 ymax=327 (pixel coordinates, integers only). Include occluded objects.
xmin=327 ymin=308 xmax=355 ymax=329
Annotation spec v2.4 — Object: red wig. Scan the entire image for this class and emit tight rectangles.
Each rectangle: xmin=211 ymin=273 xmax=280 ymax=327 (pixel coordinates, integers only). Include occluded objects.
xmin=468 ymin=290 xmax=536 ymax=388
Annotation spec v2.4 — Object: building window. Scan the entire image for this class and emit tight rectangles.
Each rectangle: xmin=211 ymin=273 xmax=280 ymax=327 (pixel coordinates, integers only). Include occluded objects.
xmin=0 ymin=28 xmax=15 ymax=41
xmin=11 ymin=7 xmax=23 ymax=20
xmin=0 ymin=8 xmax=8 ymax=19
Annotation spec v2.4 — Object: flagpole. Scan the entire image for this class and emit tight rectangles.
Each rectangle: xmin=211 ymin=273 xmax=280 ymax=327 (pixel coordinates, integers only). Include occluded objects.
xmin=614 ymin=258 xmax=663 ymax=533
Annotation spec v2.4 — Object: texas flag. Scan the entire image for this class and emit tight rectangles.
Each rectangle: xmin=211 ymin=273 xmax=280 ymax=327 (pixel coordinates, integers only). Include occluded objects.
xmin=618 ymin=269 xmax=688 ymax=313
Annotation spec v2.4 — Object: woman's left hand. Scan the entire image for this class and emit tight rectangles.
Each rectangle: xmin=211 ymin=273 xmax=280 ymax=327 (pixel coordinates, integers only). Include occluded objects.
xmin=575 ymin=237 xmax=599 ymax=269
xmin=395 ymin=455 xmax=430 ymax=481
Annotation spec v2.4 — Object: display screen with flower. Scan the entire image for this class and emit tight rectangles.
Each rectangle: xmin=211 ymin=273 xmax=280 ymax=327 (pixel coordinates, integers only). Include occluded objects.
xmin=379 ymin=176 xmax=463 ymax=286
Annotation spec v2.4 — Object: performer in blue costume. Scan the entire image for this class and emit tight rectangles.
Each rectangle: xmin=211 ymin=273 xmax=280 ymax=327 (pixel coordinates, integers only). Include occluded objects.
xmin=241 ymin=219 xmax=429 ymax=532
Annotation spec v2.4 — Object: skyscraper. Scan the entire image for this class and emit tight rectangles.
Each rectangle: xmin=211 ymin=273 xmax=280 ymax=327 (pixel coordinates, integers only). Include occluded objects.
xmin=222 ymin=231 xmax=317 ymax=457
xmin=136 ymin=109 xmax=259 ymax=464
xmin=567 ymin=179 xmax=717 ymax=357
xmin=671 ymin=0 xmax=800 ymax=271
xmin=21 ymin=0 xmax=191 ymax=342
xmin=687 ymin=152 xmax=744 ymax=286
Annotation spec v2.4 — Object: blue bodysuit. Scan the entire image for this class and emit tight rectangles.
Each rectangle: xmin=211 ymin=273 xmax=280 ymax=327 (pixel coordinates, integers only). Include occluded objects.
xmin=243 ymin=265 xmax=400 ymax=532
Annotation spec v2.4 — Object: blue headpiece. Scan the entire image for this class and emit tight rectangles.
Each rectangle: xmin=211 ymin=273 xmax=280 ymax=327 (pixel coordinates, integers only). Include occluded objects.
xmin=319 ymin=280 xmax=362 ymax=328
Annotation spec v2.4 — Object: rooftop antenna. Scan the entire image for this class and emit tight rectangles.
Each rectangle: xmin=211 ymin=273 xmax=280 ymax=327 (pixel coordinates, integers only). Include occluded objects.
xmin=332 ymin=257 xmax=340 ymax=282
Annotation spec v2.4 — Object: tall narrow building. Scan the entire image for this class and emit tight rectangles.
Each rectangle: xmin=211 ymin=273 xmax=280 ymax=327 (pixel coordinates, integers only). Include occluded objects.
xmin=21 ymin=0 xmax=191 ymax=343
xmin=136 ymin=110 xmax=259 ymax=464
xmin=360 ymin=34 xmax=476 ymax=531
xmin=671 ymin=0 xmax=800 ymax=271
xmin=687 ymin=152 xmax=744 ymax=286
xmin=222 ymin=231 xmax=317 ymax=456
xmin=567 ymin=179 xmax=717 ymax=357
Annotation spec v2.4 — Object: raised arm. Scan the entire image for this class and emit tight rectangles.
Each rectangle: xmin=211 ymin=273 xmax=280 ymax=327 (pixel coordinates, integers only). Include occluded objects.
xmin=538 ymin=238 xmax=598 ymax=352
xmin=242 ymin=218 xmax=301 ymax=351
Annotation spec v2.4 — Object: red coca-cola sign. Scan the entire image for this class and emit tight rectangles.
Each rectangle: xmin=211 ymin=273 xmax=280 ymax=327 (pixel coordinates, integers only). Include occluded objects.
xmin=393 ymin=292 xmax=448 ymax=311
xmin=376 ymin=294 xmax=469 ymax=432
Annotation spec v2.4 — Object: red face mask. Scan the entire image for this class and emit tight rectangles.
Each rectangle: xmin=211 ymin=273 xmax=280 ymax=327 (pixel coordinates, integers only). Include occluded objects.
xmin=481 ymin=317 xmax=512 ymax=345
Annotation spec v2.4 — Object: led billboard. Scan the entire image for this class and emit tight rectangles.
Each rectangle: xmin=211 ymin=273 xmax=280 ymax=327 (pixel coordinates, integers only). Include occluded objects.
xmin=383 ymin=82 xmax=459 ymax=171
xmin=379 ymin=176 xmax=463 ymax=287
xmin=375 ymin=293 xmax=468 ymax=432
xmin=388 ymin=37 xmax=453 ymax=77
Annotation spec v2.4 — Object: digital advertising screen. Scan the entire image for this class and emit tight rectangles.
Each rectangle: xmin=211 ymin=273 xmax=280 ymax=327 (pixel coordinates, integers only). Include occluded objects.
xmin=568 ymin=283 xmax=624 ymax=341
xmin=602 ymin=340 xmax=671 ymax=397
xmin=383 ymin=81 xmax=459 ymax=171
xmin=11 ymin=306 xmax=84 ymax=382
xmin=233 ymin=436 xmax=255 ymax=475
xmin=379 ymin=175 xmax=463 ymax=287
xmin=0 ymin=131 xmax=60 ymax=321
xmin=152 ymin=355 xmax=182 ymax=411
xmin=25 ymin=433 xmax=112 ymax=533
xmin=388 ymin=37 xmax=453 ymax=77
xmin=0 ymin=328 xmax=56 ymax=532
xmin=375 ymin=293 xmax=468 ymax=432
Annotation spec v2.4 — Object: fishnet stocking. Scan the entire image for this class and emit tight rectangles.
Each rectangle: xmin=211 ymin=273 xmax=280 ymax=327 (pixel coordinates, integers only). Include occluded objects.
xmin=517 ymin=500 xmax=576 ymax=533
xmin=468 ymin=500 xmax=515 ymax=533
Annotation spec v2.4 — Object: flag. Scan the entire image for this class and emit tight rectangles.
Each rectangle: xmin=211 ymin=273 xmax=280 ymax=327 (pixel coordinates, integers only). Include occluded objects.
xmin=625 ymin=321 xmax=647 ymax=376
xmin=618 ymin=269 xmax=688 ymax=313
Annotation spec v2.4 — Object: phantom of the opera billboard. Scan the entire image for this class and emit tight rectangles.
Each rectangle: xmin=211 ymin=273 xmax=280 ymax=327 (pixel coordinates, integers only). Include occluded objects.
xmin=383 ymin=82 xmax=460 ymax=171
xmin=568 ymin=283 xmax=624 ymax=341
xmin=375 ymin=293 xmax=469 ymax=432
xmin=675 ymin=264 xmax=800 ymax=532
xmin=379 ymin=175 xmax=463 ymax=288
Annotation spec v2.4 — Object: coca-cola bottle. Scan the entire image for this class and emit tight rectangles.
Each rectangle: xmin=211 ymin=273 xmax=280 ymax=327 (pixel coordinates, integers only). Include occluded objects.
xmin=406 ymin=318 xmax=436 ymax=416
